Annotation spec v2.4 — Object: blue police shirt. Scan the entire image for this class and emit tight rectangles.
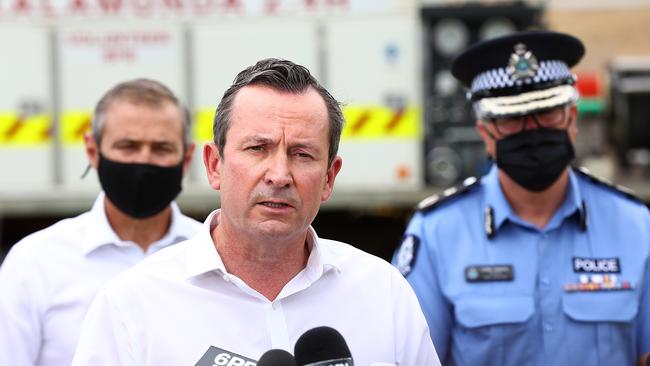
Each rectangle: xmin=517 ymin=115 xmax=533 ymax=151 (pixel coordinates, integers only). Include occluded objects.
xmin=393 ymin=165 xmax=650 ymax=365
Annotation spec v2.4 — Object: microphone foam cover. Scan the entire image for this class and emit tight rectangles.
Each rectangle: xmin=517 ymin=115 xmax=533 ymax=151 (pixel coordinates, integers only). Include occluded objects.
xmin=294 ymin=326 xmax=352 ymax=366
xmin=258 ymin=349 xmax=297 ymax=366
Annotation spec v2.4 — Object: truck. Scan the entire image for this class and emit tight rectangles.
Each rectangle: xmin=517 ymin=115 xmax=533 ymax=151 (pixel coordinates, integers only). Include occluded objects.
xmin=0 ymin=0 xmax=548 ymax=212
xmin=10 ymin=0 xmax=626 ymax=258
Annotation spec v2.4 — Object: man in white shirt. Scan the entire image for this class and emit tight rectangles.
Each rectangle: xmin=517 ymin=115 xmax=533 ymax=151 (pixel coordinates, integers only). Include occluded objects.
xmin=71 ymin=59 xmax=440 ymax=366
xmin=0 ymin=79 xmax=202 ymax=366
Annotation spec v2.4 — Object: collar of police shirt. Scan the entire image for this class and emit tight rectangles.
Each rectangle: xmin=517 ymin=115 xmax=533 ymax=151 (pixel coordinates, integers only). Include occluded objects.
xmin=80 ymin=192 xmax=189 ymax=255
xmin=484 ymin=164 xmax=584 ymax=233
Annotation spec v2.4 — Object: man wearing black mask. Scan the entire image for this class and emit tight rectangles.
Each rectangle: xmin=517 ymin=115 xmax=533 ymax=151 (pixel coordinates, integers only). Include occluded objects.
xmin=0 ymin=79 xmax=202 ymax=366
xmin=393 ymin=31 xmax=650 ymax=365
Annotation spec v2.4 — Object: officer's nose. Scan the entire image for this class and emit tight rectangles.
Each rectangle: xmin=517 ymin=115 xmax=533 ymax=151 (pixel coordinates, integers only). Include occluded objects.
xmin=522 ymin=114 xmax=539 ymax=131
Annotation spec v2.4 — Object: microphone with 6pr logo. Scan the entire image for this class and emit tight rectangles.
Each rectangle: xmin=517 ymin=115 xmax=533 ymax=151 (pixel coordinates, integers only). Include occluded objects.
xmin=293 ymin=326 xmax=354 ymax=366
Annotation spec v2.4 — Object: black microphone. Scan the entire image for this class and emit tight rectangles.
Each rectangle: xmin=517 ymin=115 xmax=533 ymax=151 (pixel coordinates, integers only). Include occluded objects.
xmin=294 ymin=326 xmax=354 ymax=366
xmin=257 ymin=349 xmax=297 ymax=366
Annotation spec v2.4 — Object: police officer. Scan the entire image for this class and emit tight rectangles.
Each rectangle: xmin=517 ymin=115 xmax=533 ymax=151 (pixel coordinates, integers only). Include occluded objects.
xmin=393 ymin=31 xmax=650 ymax=365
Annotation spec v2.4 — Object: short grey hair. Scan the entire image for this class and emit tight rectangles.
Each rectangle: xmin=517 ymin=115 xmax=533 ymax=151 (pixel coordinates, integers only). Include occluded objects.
xmin=92 ymin=78 xmax=191 ymax=148
xmin=213 ymin=58 xmax=344 ymax=167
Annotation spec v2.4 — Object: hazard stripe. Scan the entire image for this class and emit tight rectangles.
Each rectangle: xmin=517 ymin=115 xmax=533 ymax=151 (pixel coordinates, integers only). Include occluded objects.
xmin=4 ymin=104 xmax=417 ymax=147
xmin=0 ymin=112 xmax=52 ymax=146
xmin=195 ymin=108 xmax=215 ymax=142
xmin=61 ymin=111 xmax=92 ymax=145
xmin=342 ymin=105 xmax=420 ymax=139
xmin=195 ymin=105 xmax=421 ymax=142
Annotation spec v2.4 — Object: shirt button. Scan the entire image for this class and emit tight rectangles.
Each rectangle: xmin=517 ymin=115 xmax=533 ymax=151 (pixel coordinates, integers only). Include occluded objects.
xmin=222 ymin=274 xmax=230 ymax=282
xmin=271 ymin=301 xmax=278 ymax=310
xmin=543 ymin=323 xmax=553 ymax=332
xmin=541 ymin=278 xmax=550 ymax=286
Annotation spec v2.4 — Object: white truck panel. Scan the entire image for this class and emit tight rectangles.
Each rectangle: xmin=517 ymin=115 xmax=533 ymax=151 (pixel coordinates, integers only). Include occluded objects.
xmin=0 ymin=26 xmax=53 ymax=190
xmin=326 ymin=15 xmax=423 ymax=190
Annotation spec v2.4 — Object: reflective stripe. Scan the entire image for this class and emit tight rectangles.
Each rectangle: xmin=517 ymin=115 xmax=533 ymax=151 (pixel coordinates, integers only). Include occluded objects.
xmin=0 ymin=112 xmax=51 ymax=145
xmin=194 ymin=105 xmax=421 ymax=142
xmin=342 ymin=105 xmax=420 ymax=139
xmin=61 ymin=110 xmax=92 ymax=145
xmin=195 ymin=108 xmax=215 ymax=142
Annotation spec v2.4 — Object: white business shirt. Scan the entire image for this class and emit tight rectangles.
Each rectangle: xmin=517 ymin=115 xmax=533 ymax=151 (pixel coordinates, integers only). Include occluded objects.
xmin=71 ymin=209 xmax=440 ymax=366
xmin=0 ymin=193 xmax=202 ymax=366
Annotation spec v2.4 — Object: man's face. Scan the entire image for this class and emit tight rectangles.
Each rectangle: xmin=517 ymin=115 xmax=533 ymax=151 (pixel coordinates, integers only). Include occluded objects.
xmin=85 ymin=100 xmax=194 ymax=173
xmin=204 ymin=85 xmax=342 ymax=242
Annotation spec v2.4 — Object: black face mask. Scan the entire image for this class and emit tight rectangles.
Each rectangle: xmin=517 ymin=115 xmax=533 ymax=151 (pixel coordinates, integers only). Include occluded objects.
xmin=98 ymin=154 xmax=184 ymax=219
xmin=495 ymin=128 xmax=575 ymax=192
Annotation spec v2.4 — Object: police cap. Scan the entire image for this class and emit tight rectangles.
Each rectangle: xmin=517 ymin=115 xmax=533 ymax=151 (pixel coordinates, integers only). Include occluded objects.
xmin=451 ymin=30 xmax=585 ymax=119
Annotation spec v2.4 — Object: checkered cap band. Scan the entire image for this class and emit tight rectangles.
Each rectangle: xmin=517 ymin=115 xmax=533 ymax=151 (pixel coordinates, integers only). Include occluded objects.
xmin=470 ymin=60 xmax=573 ymax=95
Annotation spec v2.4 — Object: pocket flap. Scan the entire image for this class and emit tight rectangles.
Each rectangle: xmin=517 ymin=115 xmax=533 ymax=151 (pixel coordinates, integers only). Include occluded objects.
xmin=563 ymin=291 xmax=638 ymax=322
xmin=455 ymin=295 xmax=534 ymax=328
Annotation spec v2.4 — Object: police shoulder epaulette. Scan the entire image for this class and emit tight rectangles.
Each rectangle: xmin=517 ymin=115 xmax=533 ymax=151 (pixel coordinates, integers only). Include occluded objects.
xmin=573 ymin=166 xmax=642 ymax=203
xmin=416 ymin=176 xmax=481 ymax=212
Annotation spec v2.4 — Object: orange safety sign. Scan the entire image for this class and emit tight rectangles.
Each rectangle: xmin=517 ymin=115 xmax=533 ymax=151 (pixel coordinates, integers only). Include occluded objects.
xmin=0 ymin=112 xmax=52 ymax=145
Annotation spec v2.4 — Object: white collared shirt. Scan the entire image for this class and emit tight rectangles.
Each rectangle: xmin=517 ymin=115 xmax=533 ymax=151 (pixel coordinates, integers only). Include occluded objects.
xmin=0 ymin=193 xmax=201 ymax=366
xmin=71 ymin=210 xmax=440 ymax=366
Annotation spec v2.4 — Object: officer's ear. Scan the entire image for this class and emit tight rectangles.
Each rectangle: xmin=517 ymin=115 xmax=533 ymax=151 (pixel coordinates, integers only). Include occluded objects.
xmin=568 ymin=104 xmax=579 ymax=142
xmin=476 ymin=120 xmax=496 ymax=159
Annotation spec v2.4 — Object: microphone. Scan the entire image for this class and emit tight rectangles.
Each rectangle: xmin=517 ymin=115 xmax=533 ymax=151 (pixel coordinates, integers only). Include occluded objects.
xmin=257 ymin=349 xmax=297 ymax=366
xmin=294 ymin=326 xmax=354 ymax=366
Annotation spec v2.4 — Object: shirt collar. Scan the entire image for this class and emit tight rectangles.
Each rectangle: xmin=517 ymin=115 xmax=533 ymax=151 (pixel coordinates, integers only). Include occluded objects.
xmin=484 ymin=165 xmax=586 ymax=235
xmin=483 ymin=165 xmax=514 ymax=231
xmin=183 ymin=210 xmax=342 ymax=280
xmin=82 ymin=192 xmax=189 ymax=255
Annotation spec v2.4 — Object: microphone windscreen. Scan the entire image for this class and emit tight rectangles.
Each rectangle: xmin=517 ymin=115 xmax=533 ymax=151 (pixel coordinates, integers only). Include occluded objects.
xmin=294 ymin=326 xmax=352 ymax=366
xmin=258 ymin=349 xmax=297 ymax=366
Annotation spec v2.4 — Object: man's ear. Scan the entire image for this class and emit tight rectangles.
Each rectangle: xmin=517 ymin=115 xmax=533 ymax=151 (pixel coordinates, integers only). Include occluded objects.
xmin=568 ymin=104 xmax=579 ymax=142
xmin=182 ymin=142 xmax=196 ymax=176
xmin=475 ymin=120 xmax=496 ymax=159
xmin=321 ymin=156 xmax=343 ymax=203
xmin=203 ymin=143 xmax=222 ymax=190
xmin=84 ymin=132 xmax=100 ymax=170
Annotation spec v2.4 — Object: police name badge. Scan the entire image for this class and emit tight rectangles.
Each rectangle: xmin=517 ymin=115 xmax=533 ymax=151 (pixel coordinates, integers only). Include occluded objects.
xmin=465 ymin=265 xmax=514 ymax=282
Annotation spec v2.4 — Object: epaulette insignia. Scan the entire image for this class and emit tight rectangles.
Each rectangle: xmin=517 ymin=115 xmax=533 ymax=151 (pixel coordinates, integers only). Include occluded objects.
xmin=573 ymin=166 xmax=642 ymax=203
xmin=417 ymin=176 xmax=480 ymax=212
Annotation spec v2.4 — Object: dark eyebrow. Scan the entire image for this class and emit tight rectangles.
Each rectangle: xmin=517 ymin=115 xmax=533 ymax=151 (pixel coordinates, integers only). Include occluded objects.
xmin=111 ymin=138 xmax=139 ymax=146
xmin=291 ymin=142 xmax=319 ymax=151
xmin=242 ymin=136 xmax=274 ymax=145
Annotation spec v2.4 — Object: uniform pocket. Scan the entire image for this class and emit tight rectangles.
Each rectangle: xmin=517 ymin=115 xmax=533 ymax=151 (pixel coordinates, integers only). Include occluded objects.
xmin=562 ymin=291 xmax=638 ymax=322
xmin=452 ymin=295 xmax=535 ymax=366
xmin=562 ymin=291 xmax=638 ymax=364
xmin=455 ymin=295 xmax=534 ymax=328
